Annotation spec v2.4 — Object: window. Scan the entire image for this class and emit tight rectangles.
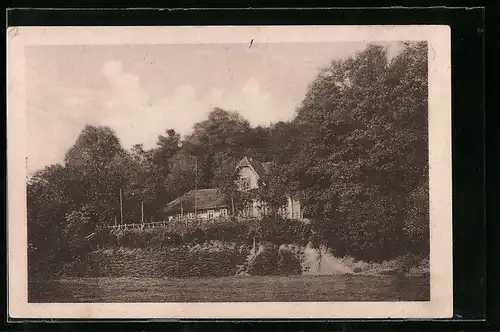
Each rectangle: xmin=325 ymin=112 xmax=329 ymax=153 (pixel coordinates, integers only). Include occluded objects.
xmin=207 ymin=210 xmax=215 ymax=219
xmin=243 ymin=204 xmax=253 ymax=217
xmin=187 ymin=213 xmax=195 ymax=219
xmin=176 ymin=214 xmax=182 ymax=220
xmin=240 ymin=177 xmax=251 ymax=191
xmin=220 ymin=208 xmax=228 ymax=217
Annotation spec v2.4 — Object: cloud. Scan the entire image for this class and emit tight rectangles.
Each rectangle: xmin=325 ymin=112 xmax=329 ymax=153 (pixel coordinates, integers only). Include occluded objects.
xmin=96 ymin=61 xmax=296 ymax=150
xmin=26 ymin=84 xmax=105 ymax=173
xmin=101 ymin=60 xmax=149 ymax=111
xmin=102 ymin=60 xmax=123 ymax=78
xmin=26 ymin=42 xmax=399 ymax=173
xmin=205 ymin=87 xmax=225 ymax=102
xmin=96 ymin=60 xmax=211 ymax=148
xmin=200 ymin=77 xmax=297 ymax=127
xmin=27 ymin=60 xmax=298 ymax=172
xmin=93 ymin=60 xmax=158 ymax=148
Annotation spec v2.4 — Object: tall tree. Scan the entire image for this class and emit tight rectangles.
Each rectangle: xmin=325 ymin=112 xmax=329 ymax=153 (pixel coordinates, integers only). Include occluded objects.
xmin=209 ymin=152 xmax=248 ymax=214
xmin=166 ymin=151 xmax=200 ymax=201
xmin=184 ymin=107 xmax=253 ymax=187
xmin=152 ymin=129 xmax=181 ymax=174
xmin=286 ymin=42 xmax=429 ymax=260
xmin=64 ymin=125 xmax=127 ymax=224
xmin=27 ymin=164 xmax=76 ymax=277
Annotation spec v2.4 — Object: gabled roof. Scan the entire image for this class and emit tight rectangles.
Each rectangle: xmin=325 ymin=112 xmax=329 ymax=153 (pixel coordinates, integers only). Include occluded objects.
xmin=236 ymin=157 xmax=272 ymax=179
xmin=164 ymin=188 xmax=228 ymax=213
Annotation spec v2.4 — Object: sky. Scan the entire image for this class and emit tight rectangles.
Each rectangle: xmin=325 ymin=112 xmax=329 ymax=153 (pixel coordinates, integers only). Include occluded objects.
xmin=25 ymin=41 xmax=404 ymax=173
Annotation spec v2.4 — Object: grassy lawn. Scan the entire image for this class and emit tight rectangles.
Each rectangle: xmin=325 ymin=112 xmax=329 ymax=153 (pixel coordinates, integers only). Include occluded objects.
xmin=29 ymin=274 xmax=429 ymax=303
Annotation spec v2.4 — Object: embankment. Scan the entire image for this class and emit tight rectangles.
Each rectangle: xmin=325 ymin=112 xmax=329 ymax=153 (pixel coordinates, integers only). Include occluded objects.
xmin=57 ymin=240 xmax=429 ymax=279
xmin=30 ymin=217 xmax=429 ymax=281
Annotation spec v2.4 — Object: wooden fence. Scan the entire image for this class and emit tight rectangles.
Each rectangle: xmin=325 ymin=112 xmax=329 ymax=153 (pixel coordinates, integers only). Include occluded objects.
xmin=109 ymin=221 xmax=170 ymax=231
xmin=108 ymin=216 xmax=242 ymax=231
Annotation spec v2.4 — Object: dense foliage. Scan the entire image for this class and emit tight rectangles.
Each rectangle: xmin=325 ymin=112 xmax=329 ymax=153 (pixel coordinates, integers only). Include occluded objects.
xmin=28 ymin=42 xmax=429 ymax=278
xmin=89 ymin=217 xmax=311 ymax=249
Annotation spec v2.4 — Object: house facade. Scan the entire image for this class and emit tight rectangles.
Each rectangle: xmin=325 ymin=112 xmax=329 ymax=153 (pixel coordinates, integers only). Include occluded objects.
xmin=164 ymin=188 xmax=229 ymax=222
xmin=235 ymin=157 xmax=303 ymax=220
xmin=164 ymin=156 xmax=304 ymax=221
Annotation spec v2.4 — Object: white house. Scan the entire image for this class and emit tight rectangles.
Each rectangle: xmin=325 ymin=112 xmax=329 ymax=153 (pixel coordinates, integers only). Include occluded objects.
xmin=164 ymin=156 xmax=304 ymax=221
xmin=235 ymin=156 xmax=303 ymax=220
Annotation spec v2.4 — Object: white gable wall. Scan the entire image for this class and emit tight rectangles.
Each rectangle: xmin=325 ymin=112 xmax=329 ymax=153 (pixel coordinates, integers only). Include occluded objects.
xmin=238 ymin=166 xmax=260 ymax=190
xmin=236 ymin=159 xmax=303 ymax=220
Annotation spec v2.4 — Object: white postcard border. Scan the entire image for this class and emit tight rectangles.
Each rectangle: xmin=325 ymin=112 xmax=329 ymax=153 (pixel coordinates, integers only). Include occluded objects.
xmin=7 ymin=25 xmax=452 ymax=319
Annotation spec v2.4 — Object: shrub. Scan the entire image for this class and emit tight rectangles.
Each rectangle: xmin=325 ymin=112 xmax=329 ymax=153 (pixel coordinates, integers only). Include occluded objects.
xmin=247 ymin=243 xmax=280 ymax=276
xmin=182 ymin=229 xmax=207 ymax=244
xmin=98 ymin=216 xmax=317 ymax=250
xmin=205 ymin=222 xmax=252 ymax=243
xmin=278 ymin=245 xmax=304 ymax=275
xmin=151 ymin=231 xmax=183 ymax=247
xmin=91 ymin=214 xmax=426 ymax=264
xmin=63 ymin=205 xmax=97 ymax=256
xmin=254 ymin=216 xmax=312 ymax=246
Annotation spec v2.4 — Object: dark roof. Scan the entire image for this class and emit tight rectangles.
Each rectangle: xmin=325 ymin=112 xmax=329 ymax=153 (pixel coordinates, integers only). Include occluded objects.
xmin=261 ymin=162 xmax=272 ymax=174
xmin=236 ymin=157 xmax=272 ymax=179
xmin=164 ymin=188 xmax=228 ymax=213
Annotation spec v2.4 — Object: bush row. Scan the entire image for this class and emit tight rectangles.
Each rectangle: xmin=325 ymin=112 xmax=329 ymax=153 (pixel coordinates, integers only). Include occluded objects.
xmin=93 ymin=216 xmax=314 ymax=249
xmin=56 ymin=242 xmax=305 ymax=278
xmin=84 ymin=214 xmax=427 ymax=262
xmin=29 ymin=213 xmax=429 ymax=280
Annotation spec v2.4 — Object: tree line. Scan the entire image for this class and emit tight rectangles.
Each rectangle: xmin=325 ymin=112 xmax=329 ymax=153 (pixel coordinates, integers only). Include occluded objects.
xmin=27 ymin=42 xmax=429 ymax=269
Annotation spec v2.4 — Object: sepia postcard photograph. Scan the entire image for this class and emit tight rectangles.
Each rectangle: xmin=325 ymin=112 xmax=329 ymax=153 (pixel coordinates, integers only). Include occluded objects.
xmin=7 ymin=25 xmax=452 ymax=319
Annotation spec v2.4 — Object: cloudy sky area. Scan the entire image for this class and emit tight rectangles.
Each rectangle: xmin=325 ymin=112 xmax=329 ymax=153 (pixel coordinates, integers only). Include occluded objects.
xmin=26 ymin=42 xmax=403 ymax=173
